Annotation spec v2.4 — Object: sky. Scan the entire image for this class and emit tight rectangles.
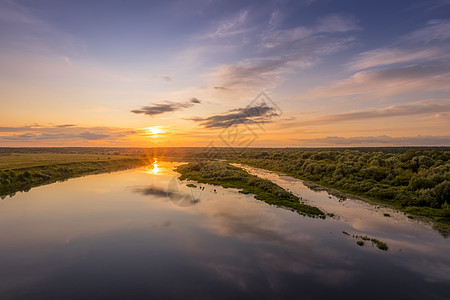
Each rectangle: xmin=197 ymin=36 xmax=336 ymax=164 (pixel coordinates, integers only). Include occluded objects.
xmin=1 ymin=0 xmax=450 ymax=147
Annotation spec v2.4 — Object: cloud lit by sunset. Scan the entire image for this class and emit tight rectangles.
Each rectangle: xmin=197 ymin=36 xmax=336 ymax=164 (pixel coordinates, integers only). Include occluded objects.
xmin=1 ymin=0 xmax=449 ymax=147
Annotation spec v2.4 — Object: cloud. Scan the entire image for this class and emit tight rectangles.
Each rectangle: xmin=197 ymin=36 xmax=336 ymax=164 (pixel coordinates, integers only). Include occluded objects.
xmin=131 ymin=98 xmax=201 ymax=117
xmin=411 ymin=0 xmax=450 ymax=11
xmin=0 ymin=124 xmax=135 ymax=144
xmin=290 ymin=99 xmax=450 ymax=126
xmin=315 ymin=14 xmax=361 ymax=33
xmin=0 ymin=0 xmax=42 ymax=25
xmin=308 ymin=65 xmax=450 ymax=99
xmin=291 ymin=135 xmax=450 ymax=146
xmin=347 ymin=48 xmax=444 ymax=71
xmin=190 ymin=103 xmax=279 ymax=128
xmin=210 ymin=35 xmax=354 ymax=93
xmin=404 ymin=19 xmax=450 ymax=43
xmin=78 ymin=131 xmax=110 ymax=140
xmin=0 ymin=0 xmax=84 ymax=56
xmin=207 ymin=10 xmax=249 ymax=39
xmin=56 ymin=124 xmax=77 ymax=128
xmin=260 ymin=14 xmax=359 ymax=50
xmin=210 ymin=57 xmax=290 ymax=92
xmin=208 ymin=14 xmax=358 ymax=93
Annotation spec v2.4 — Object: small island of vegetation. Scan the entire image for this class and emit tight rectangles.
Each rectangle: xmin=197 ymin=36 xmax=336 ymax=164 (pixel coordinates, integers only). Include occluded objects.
xmin=175 ymin=161 xmax=325 ymax=218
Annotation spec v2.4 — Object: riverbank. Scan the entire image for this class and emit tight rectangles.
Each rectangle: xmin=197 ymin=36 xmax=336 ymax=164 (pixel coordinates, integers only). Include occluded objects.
xmin=0 ymin=154 xmax=146 ymax=198
xmin=232 ymin=157 xmax=450 ymax=236
xmin=175 ymin=161 xmax=325 ymax=218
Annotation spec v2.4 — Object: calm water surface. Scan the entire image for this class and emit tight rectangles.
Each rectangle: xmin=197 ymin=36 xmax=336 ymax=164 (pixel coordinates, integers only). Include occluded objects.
xmin=0 ymin=161 xmax=449 ymax=299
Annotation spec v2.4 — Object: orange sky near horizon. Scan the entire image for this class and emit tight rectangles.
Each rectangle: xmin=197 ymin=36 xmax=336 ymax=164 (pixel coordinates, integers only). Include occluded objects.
xmin=1 ymin=1 xmax=449 ymax=147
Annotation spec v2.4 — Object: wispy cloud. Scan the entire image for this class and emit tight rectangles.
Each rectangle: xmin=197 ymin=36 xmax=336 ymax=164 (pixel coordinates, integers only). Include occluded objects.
xmin=0 ymin=0 xmax=84 ymax=56
xmin=404 ymin=19 xmax=450 ymax=43
xmin=308 ymin=65 xmax=450 ymax=99
xmin=0 ymin=124 xmax=136 ymax=143
xmin=211 ymin=34 xmax=355 ymax=93
xmin=289 ymin=99 xmax=450 ymax=126
xmin=0 ymin=0 xmax=42 ymax=25
xmin=208 ymin=12 xmax=359 ymax=94
xmin=207 ymin=10 xmax=249 ymax=39
xmin=347 ymin=47 xmax=444 ymax=71
xmin=190 ymin=103 xmax=279 ymax=128
xmin=131 ymin=98 xmax=201 ymax=117
xmin=209 ymin=57 xmax=290 ymax=93
xmin=291 ymin=135 xmax=450 ymax=146
xmin=260 ymin=13 xmax=359 ymax=49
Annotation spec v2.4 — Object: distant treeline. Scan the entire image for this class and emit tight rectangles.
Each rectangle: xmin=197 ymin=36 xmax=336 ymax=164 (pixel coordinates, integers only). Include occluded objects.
xmin=2 ymin=146 xmax=450 ymax=155
xmin=214 ymin=149 xmax=450 ymax=226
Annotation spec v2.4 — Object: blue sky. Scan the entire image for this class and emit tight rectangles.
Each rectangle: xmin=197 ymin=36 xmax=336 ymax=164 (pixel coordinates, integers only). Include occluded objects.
xmin=0 ymin=0 xmax=449 ymax=147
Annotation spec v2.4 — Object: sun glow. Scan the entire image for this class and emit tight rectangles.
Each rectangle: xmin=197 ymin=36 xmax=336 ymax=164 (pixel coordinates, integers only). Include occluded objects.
xmin=145 ymin=126 xmax=165 ymax=137
xmin=148 ymin=160 xmax=159 ymax=175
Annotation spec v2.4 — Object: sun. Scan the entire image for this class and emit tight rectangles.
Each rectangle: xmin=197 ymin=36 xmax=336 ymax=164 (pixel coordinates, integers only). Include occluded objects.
xmin=145 ymin=126 xmax=165 ymax=137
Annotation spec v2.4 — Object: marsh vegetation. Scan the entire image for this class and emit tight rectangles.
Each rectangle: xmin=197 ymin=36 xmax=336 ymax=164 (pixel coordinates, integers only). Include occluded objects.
xmin=175 ymin=161 xmax=325 ymax=218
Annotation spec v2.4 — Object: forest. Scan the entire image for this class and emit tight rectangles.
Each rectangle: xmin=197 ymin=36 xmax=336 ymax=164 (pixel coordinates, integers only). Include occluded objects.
xmin=217 ymin=148 xmax=450 ymax=225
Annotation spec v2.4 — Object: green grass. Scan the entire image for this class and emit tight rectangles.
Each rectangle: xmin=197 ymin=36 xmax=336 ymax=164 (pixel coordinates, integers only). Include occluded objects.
xmin=354 ymin=235 xmax=389 ymax=251
xmin=175 ymin=161 xmax=325 ymax=218
xmin=0 ymin=154 xmax=146 ymax=197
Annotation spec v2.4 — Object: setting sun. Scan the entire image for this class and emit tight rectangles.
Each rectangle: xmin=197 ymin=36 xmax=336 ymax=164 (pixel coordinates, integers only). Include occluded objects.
xmin=145 ymin=126 xmax=165 ymax=137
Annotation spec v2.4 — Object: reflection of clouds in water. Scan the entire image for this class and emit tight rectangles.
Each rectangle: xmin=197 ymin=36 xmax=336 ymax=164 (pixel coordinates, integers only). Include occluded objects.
xmin=185 ymin=194 xmax=358 ymax=290
xmin=404 ymin=260 xmax=450 ymax=283
xmin=131 ymin=185 xmax=169 ymax=198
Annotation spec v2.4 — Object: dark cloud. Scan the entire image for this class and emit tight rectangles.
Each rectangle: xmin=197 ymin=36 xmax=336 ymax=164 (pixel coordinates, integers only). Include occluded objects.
xmin=0 ymin=125 xmax=134 ymax=144
xmin=78 ymin=131 xmax=110 ymax=140
xmin=131 ymin=98 xmax=202 ymax=117
xmin=162 ymin=76 xmax=172 ymax=82
xmin=190 ymin=103 xmax=279 ymax=128
xmin=2 ymin=133 xmax=36 ymax=140
xmin=2 ymin=131 xmax=109 ymax=141
xmin=213 ymin=86 xmax=230 ymax=90
xmin=0 ymin=126 xmax=34 ymax=132
xmin=56 ymin=124 xmax=76 ymax=128
xmin=291 ymin=135 xmax=450 ymax=146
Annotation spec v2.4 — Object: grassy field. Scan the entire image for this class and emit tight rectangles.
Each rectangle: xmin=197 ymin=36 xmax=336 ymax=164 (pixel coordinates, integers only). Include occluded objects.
xmin=0 ymin=152 xmax=146 ymax=198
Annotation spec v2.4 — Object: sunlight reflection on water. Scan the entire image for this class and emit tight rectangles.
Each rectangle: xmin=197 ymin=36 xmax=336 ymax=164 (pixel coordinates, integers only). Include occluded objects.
xmin=0 ymin=161 xmax=449 ymax=299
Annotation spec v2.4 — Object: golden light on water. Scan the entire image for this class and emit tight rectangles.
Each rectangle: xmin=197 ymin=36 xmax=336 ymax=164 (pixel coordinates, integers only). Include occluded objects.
xmin=146 ymin=160 xmax=159 ymax=175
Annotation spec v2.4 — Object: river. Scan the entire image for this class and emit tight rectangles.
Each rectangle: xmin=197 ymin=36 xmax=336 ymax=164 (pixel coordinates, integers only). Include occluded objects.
xmin=0 ymin=161 xmax=449 ymax=299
